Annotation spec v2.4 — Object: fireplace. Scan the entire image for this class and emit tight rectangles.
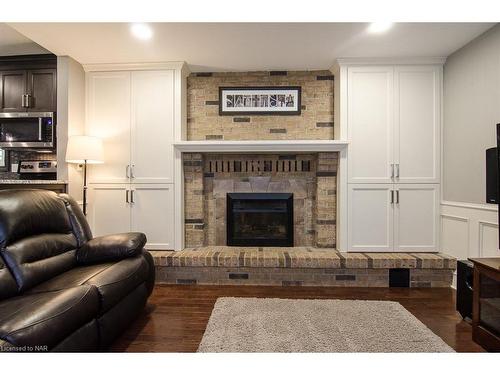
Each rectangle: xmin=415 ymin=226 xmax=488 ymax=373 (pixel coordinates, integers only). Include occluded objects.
xmin=227 ymin=193 xmax=294 ymax=247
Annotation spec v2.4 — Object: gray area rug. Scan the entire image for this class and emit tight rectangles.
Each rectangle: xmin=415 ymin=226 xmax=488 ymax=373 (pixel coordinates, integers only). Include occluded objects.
xmin=197 ymin=297 xmax=455 ymax=352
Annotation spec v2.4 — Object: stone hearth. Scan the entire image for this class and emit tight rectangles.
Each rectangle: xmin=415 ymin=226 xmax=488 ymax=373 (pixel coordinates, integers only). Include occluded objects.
xmin=184 ymin=152 xmax=338 ymax=248
xmin=151 ymin=248 xmax=457 ymax=288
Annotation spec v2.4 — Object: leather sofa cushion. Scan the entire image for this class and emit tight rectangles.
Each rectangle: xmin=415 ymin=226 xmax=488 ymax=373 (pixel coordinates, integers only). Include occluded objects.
xmin=0 ymin=285 xmax=99 ymax=349
xmin=76 ymin=232 xmax=146 ymax=265
xmin=59 ymin=194 xmax=93 ymax=247
xmin=28 ymin=254 xmax=150 ymax=314
xmin=0 ymin=190 xmax=72 ymax=247
xmin=0 ymin=257 xmax=17 ymax=301
xmin=2 ymin=233 xmax=78 ymax=292
xmin=51 ymin=319 xmax=99 ymax=352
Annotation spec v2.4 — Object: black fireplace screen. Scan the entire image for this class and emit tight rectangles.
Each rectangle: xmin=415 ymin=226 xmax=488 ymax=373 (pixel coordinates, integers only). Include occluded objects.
xmin=227 ymin=193 xmax=293 ymax=247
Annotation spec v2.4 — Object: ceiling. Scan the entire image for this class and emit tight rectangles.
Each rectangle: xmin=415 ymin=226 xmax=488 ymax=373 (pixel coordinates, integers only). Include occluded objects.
xmin=9 ymin=22 xmax=495 ymax=71
xmin=0 ymin=24 xmax=49 ymax=56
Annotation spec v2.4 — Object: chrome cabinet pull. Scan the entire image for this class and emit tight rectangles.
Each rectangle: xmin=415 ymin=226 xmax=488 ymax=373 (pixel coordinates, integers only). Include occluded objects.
xmin=126 ymin=189 xmax=129 ymax=203
xmin=391 ymin=164 xmax=394 ymax=179
xmin=130 ymin=189 xmax=135 ymax=204
xmin=21 ymin=94 xmax=28 ymax=108
xmin=26 ymin=94 xmax=32 ymax=108
xmin=390 ymin=190 xmax=394 ymax=204
xmin=396 ymin=190 xmax=400 ymax=204
xmin=396 ymin=164 xmax=400 ymax=178
xmin=131 ymin=165 xmax=135 ymax=179
xmin=126 ymin=165 xmax=130 ymax=178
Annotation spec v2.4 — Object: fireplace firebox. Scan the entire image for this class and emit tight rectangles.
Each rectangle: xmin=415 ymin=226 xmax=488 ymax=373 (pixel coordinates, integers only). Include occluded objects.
xmin=227 ymin=193 xmax=294 ymax=247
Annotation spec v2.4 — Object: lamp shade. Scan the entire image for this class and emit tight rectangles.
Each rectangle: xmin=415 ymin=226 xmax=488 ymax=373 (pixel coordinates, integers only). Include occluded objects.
xmin=66 ymin=135 xmax=104 ymax=164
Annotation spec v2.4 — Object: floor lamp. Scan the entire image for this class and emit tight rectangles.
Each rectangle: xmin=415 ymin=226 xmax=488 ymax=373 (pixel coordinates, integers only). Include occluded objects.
xmin=66 ymin=135 xmax=104 ymax=216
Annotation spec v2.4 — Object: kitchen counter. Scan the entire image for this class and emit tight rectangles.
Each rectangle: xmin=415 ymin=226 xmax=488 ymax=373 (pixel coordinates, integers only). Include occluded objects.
xmin=0 ymin=180 xmax=68 ymax=193
xmin=0 ymin=180 xmax=67 ymax=185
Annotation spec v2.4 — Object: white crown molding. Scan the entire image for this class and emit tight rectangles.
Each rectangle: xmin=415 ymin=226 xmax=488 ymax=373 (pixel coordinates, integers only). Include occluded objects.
xmin=173 ymin=140 xmax=349 ymax=153
xmin=441 ymin=200 xmax=498 ymax=212
xmin=83 ymin=61 xmax=190 ymax=74
xmin=331 ymin=57 xmax=446 ymax=69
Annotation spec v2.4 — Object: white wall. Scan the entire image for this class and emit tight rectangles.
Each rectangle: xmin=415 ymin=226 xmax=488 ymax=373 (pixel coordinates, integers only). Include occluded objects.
xmin=56 ymin=56 xmax=86 ymax=201
xmin=441 ymin=24 xmax=500 ymax=269
xmin=443 ymin=24 xmax=500 ymax=204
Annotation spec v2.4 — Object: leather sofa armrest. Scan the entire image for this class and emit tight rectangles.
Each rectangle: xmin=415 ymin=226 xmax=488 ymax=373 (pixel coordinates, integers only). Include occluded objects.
xmin=76 ymin=232 xmax=147 ymax=265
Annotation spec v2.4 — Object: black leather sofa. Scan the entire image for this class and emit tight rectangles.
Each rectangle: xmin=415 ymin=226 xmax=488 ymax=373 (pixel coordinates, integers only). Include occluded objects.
xmin=0 ymin=189 xmax=155 ymax=352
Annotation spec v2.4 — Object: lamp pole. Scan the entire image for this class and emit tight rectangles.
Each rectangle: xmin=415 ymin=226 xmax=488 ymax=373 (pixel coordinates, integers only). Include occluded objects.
xmin=83 ymin=159 xmax=88 ymax=216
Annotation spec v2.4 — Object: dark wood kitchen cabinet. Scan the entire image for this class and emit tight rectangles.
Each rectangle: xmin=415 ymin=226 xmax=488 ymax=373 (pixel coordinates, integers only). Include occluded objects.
xmin=0 ymin=55 xmax=57 ymax=113
xmin=27 ymin=69 xmax=57 ymax=111
xmin=0 ymin=70 xmax=27 ymax=111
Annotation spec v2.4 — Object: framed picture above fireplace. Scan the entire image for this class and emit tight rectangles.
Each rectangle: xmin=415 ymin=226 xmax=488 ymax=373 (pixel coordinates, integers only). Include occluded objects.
xmin=219 ymin=86 xmax=301 ymax=116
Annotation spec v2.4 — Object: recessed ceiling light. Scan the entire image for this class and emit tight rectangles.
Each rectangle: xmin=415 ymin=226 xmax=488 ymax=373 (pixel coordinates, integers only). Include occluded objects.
xmin=367 ymin=22 xmax=394 ymax=34
xmin=130 ymin=23 xmax=153 ymax=40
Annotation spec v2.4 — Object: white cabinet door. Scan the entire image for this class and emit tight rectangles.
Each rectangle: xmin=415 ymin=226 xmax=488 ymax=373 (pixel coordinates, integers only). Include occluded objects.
xmin=86 ymin=72 xmax=131 ymax=183
xmin=347 ymin=66 xmax=394 ymax=183
xmin=348 ymin=184 xmax=394 ymax=251
xmin=131 ymin=70 xmax=175 ymax=184
xmin=87 ymin=184 xmax=131 ymax=237
xmin=394 ymin=66 xmax=441 ymax=183
xmin=130 ymin=184 xmax=174 ymax=250
xmin=394 ymin=184 xmax=439 ymax=252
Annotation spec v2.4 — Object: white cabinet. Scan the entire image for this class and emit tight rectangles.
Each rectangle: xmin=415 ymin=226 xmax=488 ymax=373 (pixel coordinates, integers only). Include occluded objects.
xmin=87 ymin=184 xmax=130 ymax=237
xmin=130 ymin=184 xmax=174 ymax=250
xmin=348 ymin=184 xmax=394 ymax=251
xmin=343 ymin=62 xmax=443 ymax=252
xmin=394 ymin=184 xmax=439 ymax=251
xmin=86 ymin=68 xmax=180 ymax=250
xmin=87 ymin=70 xmax=175 ymax=184
xmin=88 ymin=184 xmax=174 ymax=250
xmin=348 ymin=67 xmax=394 ymax=184
xmin=348 ymin=184 xmax=439 ymax=252
xmin=394 ymin=66 xmax=440 ymax=183
xmin=87 ymin=72 xmax=131 ymax=184
xmin=131 ymin=70 xmax=175 ymax=184
xmin=347 ymin=65 xmax=441 ymax=185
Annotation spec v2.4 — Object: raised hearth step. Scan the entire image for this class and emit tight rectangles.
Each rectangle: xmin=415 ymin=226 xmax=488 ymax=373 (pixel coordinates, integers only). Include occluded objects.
xmin=150 ymin=247 xmax=456 ymax=270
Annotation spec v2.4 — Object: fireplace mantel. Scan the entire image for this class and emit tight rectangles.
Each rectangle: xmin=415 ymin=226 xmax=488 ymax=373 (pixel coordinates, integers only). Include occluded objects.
xmin=173 ymin=140 xmax=348 ymax=153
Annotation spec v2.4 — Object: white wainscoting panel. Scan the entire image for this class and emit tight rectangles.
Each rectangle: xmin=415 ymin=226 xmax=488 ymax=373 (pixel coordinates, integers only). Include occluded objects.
xmin=441 ymin=201 xmax=500 ymax=288
xmin=441 ymin=214 xmax=470 ymax=261
xmin=441 ymin=201 xmax=500 ymax=259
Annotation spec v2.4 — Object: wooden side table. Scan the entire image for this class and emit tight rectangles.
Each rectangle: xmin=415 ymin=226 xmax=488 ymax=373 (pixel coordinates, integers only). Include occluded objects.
xmin=469 ymin=258 xmax=500 ymax=352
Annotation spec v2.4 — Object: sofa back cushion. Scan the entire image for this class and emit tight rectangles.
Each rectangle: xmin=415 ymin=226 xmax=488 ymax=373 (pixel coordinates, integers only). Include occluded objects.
xmin=0 ymin=190 xmax=73 ymax=247
xmin=0 ymin=190 xmax=78 ymax=292
xmin=0 ymin=257 xmax=17 ymax=300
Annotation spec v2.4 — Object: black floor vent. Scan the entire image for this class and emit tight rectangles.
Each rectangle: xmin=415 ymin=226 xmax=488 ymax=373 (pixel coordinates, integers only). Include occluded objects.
xmin=389 ymin=268 xmax=410 ymax=287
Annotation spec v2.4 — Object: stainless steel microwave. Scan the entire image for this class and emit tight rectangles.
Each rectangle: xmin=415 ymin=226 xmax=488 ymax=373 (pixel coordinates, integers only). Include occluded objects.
xmin=0 ymin=112 xmax=55 ymax=149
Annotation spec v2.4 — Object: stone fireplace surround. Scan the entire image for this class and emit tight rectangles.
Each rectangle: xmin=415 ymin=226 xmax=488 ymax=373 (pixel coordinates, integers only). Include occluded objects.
xmin=183 ymin=152 xmax=338 ymax=248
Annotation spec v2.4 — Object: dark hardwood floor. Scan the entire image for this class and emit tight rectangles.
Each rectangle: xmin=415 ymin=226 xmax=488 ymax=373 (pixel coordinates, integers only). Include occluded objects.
xmin=110 ymin=285 xmax=485 ymax=352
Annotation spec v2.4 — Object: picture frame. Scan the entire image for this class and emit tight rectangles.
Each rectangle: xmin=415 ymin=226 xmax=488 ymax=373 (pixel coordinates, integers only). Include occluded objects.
xmin=219 ymin=86 xmax=301 ymax=116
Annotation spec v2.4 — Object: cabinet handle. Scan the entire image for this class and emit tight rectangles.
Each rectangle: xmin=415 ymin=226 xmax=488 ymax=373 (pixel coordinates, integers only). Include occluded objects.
xmin=131 ymin=165 xmax=135 ymax=179
xmin=130 ymin=189 xmax=135 ymax=204
xmin=26 ymin=94 xmax=32 ymax=108
xmin=21 ymin=94 xmax=28 ymax=108
xmin=391 ymin=164 xmax=394 ymax=179
xmin=396 ymin=164 xmax=400 ymax=178
xmin=126 ymin=165 xmax=130 ymax=178
xmin=396 ymin=190 xmax=400 ymax=204
xmin=390 ymin=190 xmax=394 ymax=204
xmin=126 ymin=189 xmax=129 ymax=203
